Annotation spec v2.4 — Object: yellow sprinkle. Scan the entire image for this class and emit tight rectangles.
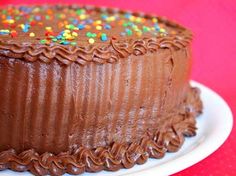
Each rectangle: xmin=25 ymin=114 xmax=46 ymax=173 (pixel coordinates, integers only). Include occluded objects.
xmin=29 ymin=32 xmax=35 ymax=37
xmin=72 ymin=31 xmax=78 ymax=37
xmin=132 ymin=25 xmax=138 ymax=30
xmin=135 ymin=17 xmax=142 ymax=23
xmin=88 ymin=38 xmax=95 ymax=44
xmin=20 ymin=24 xmax=25 ymax=29
xmin=130 ymin=16 xmax=135 ymax=22
xmin=64 ymin=29 xmax=71 ymax=33
xmin=45 ymin=26 xmax=52 ymax=31
xmin=95 ymin=20 xmax=102 ymax=25
xmin=136 ymin=31 xmax=142 ymax=37
xmin=66 ymin=36 xmax=74 ymax=40
xmin=133 ymin=27 xmax=140 ymax=32
xmin=152 ymin=18 xmax=158 ymax=23
xmin=0 ymin=29 xmax=10 ymax=33
xmin=80 ymin=14 xmax=86 ymax=20
xmin=160 ymin=33 xmax=164 ymax=36
xmin=96 ymin=25 xmax=102 ymax=30
xmin=109 ymin=16 xmax=115 ymax=21
xmin=160 ymin=28 xmax=166 ymax=33
xmin=7 ymin=19 xmax=15 ymax=24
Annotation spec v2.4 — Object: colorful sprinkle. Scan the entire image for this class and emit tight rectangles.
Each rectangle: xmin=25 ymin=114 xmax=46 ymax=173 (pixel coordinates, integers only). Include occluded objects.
xmin=100 ymin=33 xmax=108 ymax=41
xmin=29 ymin=32 xmax=35 ymax=37
xmin=10 ymin=30 xmax=17 ymax=37
xmin=104 ymin=24 xmax=111 ymax=30
xmin=125 ymin=28 xmax=133 ymax=36
xmin=88 ymin=38 xmax=95 ymax=44
xmin=77 ymin=24 xmax=85 ymax=30
xmin=0 ymin=29 xmax=10 ymax=35
xmin=160 ymin=28 xmax=166 ymax=33
xmin=86 ymin=32 xmax=96 ymax=38
xmin=40 ymin=39 xmax=47 ymax=44
xmin=71 ymin=41 xmax=77 ymax=46
xmin=96 ymin=25 xmax=102 ymax=30
xmin=0 ymin=6 xmax=171 ymax=46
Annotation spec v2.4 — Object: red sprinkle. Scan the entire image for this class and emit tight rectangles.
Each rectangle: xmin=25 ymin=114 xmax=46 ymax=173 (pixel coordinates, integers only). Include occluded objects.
xmin=30 ymin=21 xmax=36 ymax=26
xmin=45 ymin=31 xmax=54 ymax=36
xmin=10 ymin=30 xmax=17 ymax=38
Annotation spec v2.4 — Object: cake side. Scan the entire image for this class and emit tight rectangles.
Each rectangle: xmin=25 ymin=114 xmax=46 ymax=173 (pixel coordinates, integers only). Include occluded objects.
xmin=0 ymin=87 xmax=202 ymax=175
xmin=0 ymin=44 xmax=193 ymax=154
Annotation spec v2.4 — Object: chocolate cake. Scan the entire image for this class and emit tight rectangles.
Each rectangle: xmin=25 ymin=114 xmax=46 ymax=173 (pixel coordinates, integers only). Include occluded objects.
xmin=0 ymin=5 xmax=202 ymax=175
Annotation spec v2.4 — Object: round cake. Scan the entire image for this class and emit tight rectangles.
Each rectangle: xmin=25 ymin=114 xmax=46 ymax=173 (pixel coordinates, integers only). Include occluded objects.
xmin=0 ymin=5 xmax=202 ymax=175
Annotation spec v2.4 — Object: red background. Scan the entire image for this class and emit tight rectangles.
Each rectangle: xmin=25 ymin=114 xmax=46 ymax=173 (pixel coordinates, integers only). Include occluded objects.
xmin=0 ymin=0 xmax=236 ymax=175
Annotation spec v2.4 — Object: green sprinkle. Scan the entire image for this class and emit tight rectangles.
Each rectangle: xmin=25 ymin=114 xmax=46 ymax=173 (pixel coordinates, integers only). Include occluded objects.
xmin=52 ymin=38 xmax=57 ymax=42
xmin=143 ymin=26 xmax=149 ymax=32
xmin=127 ymin=21 xmax=133 ymax=26
xmin=86 ymin=32 xmax=92 ymax=37
xmin=86 ymin=32 xmax=96 ymax=38
xmin=71 ymin=42 xmax=77 ymax=46
xmin=123 ymin=23 xmax=129 ymax=27
xmin=45 ymin=15 xmax=50 ymax=20
xmin=67 ymin=24 xmax=75 ymax=30
xmin=40 ymin=39 xmax=47 ymax=44
xmin=126 ymin=29 xmax=133 ymax=36
xmin=91 ymin=33 xmax=97 ymax=37
xmin=76 ymin=9 xmax=83 ymax=15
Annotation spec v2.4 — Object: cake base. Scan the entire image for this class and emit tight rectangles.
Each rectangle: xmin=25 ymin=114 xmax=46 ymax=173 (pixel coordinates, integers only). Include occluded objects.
xmin=0 ymin=87 xmax=202 ymax=175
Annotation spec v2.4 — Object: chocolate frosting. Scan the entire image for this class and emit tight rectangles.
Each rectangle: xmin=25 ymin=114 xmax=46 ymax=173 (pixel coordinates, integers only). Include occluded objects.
xmin=0 ymin=87 xmax=202 ymax=175
xmin=0 ymin=5 xmax=192 ymax=65
xmin=0 ymin=5 xmax=203 ymax=176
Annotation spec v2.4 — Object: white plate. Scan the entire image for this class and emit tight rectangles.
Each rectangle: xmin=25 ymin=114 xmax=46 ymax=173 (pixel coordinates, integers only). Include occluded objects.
xmin=0 ymin=81 xmax=233 ymax=176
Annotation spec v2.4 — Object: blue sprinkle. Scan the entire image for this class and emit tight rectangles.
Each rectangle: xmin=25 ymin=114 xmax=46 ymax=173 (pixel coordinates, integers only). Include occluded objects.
xmin=56 ymin=35 xmax=63 ymax=39
xmin=86 ymin=19 xmax=93 ymax=24
xmin=60 ymin=41 xmax=70 ymax=45
xmin=101 ymin=14 xmax=108 ymax=20
xmin=23 ymin=28 xmax=28 ymax=33
xmin=72 ymin=19 xmax=78 ymax=25
xmin=7 ymin=16 xmax=12 ymax=20
xmin=104 ymin=24 xmax=111 ymax=30
xmin=101 ymin=35 xmax=108 ymax=41
xmin=154 ymin=24 xmax=160 ymax=31
xmin=19 ymin=6 xmax=32 ymax=13
xmin=22 ymin=23 xmax=30 ymax=33
xmin=77 ymin=24 xmax=85 ymax=30
xmin=0 ymin=31 xmax=9 ymax=35
xmin=124 ymin=13 xmax=131 ymax=19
